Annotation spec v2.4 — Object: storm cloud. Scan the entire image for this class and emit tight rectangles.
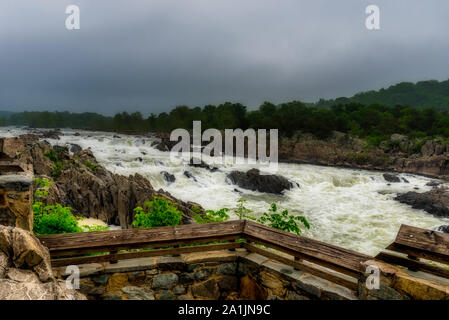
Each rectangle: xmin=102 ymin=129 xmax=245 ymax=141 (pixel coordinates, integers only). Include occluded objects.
xmin=1 ymin=0 xmax=449 ymax=115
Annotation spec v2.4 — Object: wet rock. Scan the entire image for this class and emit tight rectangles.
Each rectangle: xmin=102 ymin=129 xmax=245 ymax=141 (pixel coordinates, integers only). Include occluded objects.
xmin=226 ymin=169 xmax=292 ymax=194
xmin=189 ymin=158 xmax=219 ymax=172
xmin=383 ymin=173 xmax=401 ymax=183
xmin=183 ymin=171 xmax=197 ymax=182
xmin=151 ymin=133 xmax=178 ymax=152
xmin=437 ymin=225 xmax=449 ymax=233
xmin=68 ymin=143 xmax=82 ymax=154
xmin=161 ymin=171 xmax=176 ymax=184
xmin=39 ymin=130 xmax=61 ymax=140
xmin=395 ymin=187 xmax=449 ymax=218
xmin=426 ymin=181 xmax=441 ymax=187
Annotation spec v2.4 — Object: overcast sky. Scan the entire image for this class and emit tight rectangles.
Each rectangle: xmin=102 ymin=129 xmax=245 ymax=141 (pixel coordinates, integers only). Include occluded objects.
xmin=1 ymin=0 xmax=449 ymax=115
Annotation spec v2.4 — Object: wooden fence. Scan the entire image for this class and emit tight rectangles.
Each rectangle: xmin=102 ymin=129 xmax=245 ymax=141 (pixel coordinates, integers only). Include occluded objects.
xmin=38 ymin=220 xmax=374 ymax=291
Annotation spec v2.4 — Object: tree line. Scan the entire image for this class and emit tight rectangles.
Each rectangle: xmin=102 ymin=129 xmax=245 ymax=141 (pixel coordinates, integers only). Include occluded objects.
xmin=2 ymin=101 xmax=449 ymax=144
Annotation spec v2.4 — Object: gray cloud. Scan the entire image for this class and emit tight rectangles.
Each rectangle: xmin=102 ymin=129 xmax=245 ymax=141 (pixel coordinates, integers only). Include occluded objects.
xmin=1 ymin=0 xmax=449 ymax=115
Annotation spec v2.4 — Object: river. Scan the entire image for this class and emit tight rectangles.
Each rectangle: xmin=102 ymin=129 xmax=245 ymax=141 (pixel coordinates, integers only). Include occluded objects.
xmin=2 ymin=127 xmax=448 ymax=256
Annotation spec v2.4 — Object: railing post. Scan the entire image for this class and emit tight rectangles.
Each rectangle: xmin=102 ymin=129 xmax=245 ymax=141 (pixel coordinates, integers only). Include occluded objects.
xmin=173 ymin=245 xmax=180 ymax=257
xmin=110 ymin=251 xmax=118 ymax=264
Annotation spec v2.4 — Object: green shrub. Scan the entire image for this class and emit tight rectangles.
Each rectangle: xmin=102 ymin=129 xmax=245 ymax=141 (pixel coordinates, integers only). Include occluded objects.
xmin=33 ymin=203 xmax=83 ymax=235
xmin=132 ymin=196 xmax=183 ymax=228
xmin=44 ymin=149 xmax=63 ymax=178
xmin=234 ymin=198 xmax=253 ymax=220
xmin=33 ymin=177 xmax=83 ymax=235
xmin=83 ymin=160 xmax=99 ymax=172
xmin=34 ymin=178 xmax=51 ymax=188
xmin=257 ymin=203 xmax=310 ymax=235
xmin=346 ymin=151 xmax=369 ymax=165
xmin=194 ymin=208 xmax=230 ymax=224
xmin=81 ymin=224 xmax=109 ymax=232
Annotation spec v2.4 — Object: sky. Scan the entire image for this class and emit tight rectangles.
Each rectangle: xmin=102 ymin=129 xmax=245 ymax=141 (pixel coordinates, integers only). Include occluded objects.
xmin=1 ymin=0 xmax=449 ymax=115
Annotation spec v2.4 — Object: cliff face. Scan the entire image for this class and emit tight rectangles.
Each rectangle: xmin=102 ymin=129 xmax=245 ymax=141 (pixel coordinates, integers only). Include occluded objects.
xmin=278 ymin=132 xmax=449 ymax=180
xmin=3 ymin=135 xmax=202 ymax=229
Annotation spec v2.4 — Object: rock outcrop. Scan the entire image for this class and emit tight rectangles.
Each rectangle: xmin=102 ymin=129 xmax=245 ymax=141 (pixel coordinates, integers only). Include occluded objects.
xmin=279 ymin=132 xmax=449 ymax=180
xmin=0 ymin=225 xmax=86 ymax=300
xmin=2 ymin=135 xmax=202 ymax=229
xmin=226 ymin=169 xmax=292 ymax=194
xmin=394 ymin=187 xmax=449 ymax=218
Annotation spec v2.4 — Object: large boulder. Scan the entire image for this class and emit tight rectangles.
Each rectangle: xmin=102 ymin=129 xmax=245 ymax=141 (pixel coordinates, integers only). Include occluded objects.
xmin=0 ymin=225 xmax=86 ymax=300
xmin=383 ymin=173 xmax=401 ymax=183
xmin=394 ymin=187 xmax=449 ymax=218
xmin=226 ymin=169 xmax=292 ymax=194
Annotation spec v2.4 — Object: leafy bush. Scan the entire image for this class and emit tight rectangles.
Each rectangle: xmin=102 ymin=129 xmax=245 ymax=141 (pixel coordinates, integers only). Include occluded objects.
xmin=33 ymin=203 xmax=83 ymax=235
xmin=132 ymin=196 xmax=183 ymax=228
xmin=33 ymin=177 xmax=84 ymax=235
xmin=194 ymin=208 xmax=230 ymax=224
xmin=257 ymin=203 xmax=310 ymax=235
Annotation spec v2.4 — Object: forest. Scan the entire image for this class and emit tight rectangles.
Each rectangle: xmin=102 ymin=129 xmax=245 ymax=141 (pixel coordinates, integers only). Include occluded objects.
xmin=2 ymin=101 xmax=449 ymax=146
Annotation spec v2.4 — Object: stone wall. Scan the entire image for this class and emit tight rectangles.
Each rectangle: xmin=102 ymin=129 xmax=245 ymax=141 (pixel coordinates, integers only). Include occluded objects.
xmin=54 ymin=250 xmax=358 ymax=300
xmin=52 ymin=249 xmax=449 ymax=301
xmin=0 ymin=175 xmax=33 ymax=231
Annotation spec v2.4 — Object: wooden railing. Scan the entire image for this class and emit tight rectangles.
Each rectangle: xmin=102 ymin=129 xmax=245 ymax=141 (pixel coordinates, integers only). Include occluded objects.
xmin=38 ymin=220 xmax=372 ymax=291
xmin=375 ymin=224 xmax=449 ymax=279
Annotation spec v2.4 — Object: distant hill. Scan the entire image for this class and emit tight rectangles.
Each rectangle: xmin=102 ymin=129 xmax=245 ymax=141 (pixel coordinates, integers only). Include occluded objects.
xmin=311 ymin=79 xmax=449 ymax=109
xmin=0 ymin=111 xmax=16 ymax=119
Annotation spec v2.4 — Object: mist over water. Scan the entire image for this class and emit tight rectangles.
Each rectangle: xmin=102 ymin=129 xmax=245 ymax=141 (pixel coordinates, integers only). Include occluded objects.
xmin=2 ymin=127 xmax=448 ymax=256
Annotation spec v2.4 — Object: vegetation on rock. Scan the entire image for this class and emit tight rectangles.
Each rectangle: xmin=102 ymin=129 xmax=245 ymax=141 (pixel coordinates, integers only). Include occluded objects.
xmin=132 ymin=196 xmax=183 ymax=228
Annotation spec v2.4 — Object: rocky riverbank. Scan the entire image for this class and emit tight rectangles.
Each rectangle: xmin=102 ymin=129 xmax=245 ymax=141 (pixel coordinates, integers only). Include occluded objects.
xmin=278 ymin=132 xmax=449 ymax=180
xmin=149 ymin=130 xmax=449 ymax=180
xmin=3 ymin=134 xmax=203 ymax=229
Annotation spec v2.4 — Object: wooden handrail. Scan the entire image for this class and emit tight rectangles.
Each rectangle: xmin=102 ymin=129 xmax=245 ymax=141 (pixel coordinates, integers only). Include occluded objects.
xmin=375 ymin=224 xmax=449 ymax=278
xmin=38 ymin=220 xmax=245 ymax=256
xmin=38 ymin=219 xmax=372 ymax=281
xmin=39 ymin=222 xmax=449 ymax=292
xmin=243 ymin=220 xmax=371 ymax=278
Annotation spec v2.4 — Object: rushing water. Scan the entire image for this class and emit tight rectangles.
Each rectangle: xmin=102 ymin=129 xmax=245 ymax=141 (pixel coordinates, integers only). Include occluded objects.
xmin=2 ymin=127 xmax=449 ymax=256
